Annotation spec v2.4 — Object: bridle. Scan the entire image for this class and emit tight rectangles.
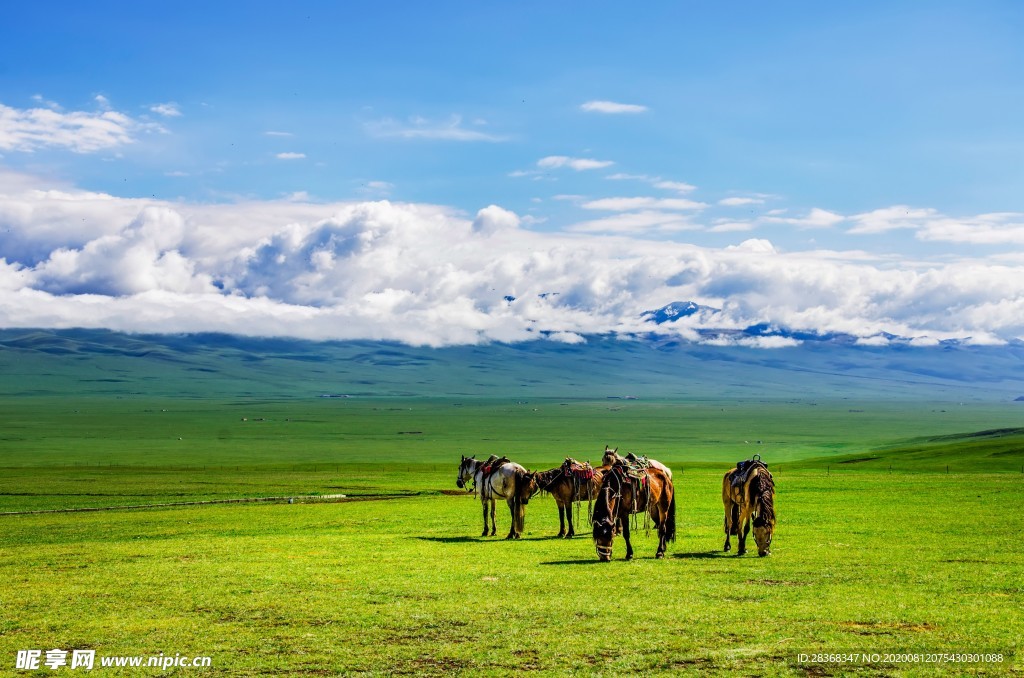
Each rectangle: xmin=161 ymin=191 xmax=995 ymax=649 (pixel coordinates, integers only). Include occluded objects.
xmin=593 ymin=467 xmax=625 ymax=559
xmin=456 ymin=458 xmax=478 ymax=492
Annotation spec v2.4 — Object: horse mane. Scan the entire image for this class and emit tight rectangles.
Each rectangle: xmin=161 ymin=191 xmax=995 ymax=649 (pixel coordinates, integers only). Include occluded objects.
xmin=751 ymin=470 xmax=775 ymax=525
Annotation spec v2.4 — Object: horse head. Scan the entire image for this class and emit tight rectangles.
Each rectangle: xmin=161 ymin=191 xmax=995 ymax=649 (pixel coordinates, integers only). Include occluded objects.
xmin=456 ymin=455 xmax=476 ymax=490
xmin=514 ymin=469 xmax=539 ymax=505
xmin=601 ymin=446 xmax=619 ymax=468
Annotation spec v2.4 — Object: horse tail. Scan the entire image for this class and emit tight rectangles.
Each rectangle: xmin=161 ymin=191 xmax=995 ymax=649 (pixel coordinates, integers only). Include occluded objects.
xmin=666 ymin=482 xmax=677 ymax=543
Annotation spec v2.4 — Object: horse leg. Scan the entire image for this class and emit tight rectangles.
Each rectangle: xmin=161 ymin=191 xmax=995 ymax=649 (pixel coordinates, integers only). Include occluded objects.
xmin=556 ymin=502 xmax=566 ymax=538
xmin=515 ymin=498 xmax=525 ymax=539
xmin=505 ymin=498 xmax=516 ymax=539
xmin=480 ymin=498 xmax=489 ymax=537
xmin=489 ymin=499 xmax=497 ymax=536
xmin=565 ymin=500 xmax=575 ymax=538
xmin=653 ymin=506 xmax=666 ymax=559
xmin=723 ymin=502 xmax=733 ymax=552
xmin=622 ymin=514 xmax=634 ymax=560
xmin=737 ymin=506 xmax=750 ymax=556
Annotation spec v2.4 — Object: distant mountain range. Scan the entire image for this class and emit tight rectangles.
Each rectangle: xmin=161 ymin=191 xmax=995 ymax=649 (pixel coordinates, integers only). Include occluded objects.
xmin=641 ymin=301 xmax=1022 ymax=347
xmin=1 ymin=327 xmax=1023 ymax=402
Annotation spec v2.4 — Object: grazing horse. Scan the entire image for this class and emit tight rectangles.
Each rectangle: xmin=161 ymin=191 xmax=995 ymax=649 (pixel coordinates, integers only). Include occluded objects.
xmin=592 ymin=458 xmax=676 ymax=561
xmin=602 ymin=445 xmax=674 ymax=480
xmin=722 ymin=461 xmax=776 ymax=556
xmin=457 ymin=455 xmax=537 ymax=539
xmin=532 ymin=457 xmax=605 ymax=538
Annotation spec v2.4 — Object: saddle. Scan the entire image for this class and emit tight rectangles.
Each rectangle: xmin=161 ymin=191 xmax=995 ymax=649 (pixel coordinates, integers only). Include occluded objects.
xmin=614 ymin=455 xmax=651 ymax=487
xmin=480 ymin=455 xmax=510 ymax=477
xmin=563 ymin=458 xmax=595 ymax=480
xmin=731 ymin=455 xmax=768 ymax=488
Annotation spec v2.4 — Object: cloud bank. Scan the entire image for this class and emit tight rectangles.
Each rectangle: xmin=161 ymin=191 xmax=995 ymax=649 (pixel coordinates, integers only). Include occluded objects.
xmin=0 ymin=170 xmax=1022 ymax=347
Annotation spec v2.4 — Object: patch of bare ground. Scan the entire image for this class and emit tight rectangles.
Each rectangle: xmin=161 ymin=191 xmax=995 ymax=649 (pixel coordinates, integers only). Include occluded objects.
xmin=390 ymin=655 xmax=471 ymax=675
xmin=839 ymin=620 xmax=936 ymax=635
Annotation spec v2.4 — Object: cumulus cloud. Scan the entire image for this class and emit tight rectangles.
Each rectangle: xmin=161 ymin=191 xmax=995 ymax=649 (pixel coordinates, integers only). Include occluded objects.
xmin=1 ymin=170 xmax=1024 ymax=346
xmin=580 ymin=100 xmax=648 ymax=114
xmin=472 ymin=205 xmax=520 ymax=234
xmin=0 ymin=101 xmax=159 ymax=153
xmin=275 ymin=152 xmax=306 ymax=160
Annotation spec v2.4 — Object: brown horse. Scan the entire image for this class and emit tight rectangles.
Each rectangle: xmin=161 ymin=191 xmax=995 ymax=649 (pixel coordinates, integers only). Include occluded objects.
xmin=592 ymin=459 xmax=676 ymax=561
xmin=602 ymin=445 xmax=673 ymax=479
xmin=722 ymin=462 xmax=776 ymax=556
xmin=532 ymin=458 xmax=604 ymax=538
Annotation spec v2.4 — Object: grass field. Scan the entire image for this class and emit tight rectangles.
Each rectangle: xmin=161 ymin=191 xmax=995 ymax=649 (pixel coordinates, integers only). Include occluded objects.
xmin=1 ymin=395 xmax=1023 ymax=675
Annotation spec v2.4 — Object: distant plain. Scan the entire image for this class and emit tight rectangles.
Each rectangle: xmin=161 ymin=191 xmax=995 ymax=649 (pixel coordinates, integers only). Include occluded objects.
xmin=1 ymin=329 xmax=1022 ymax=674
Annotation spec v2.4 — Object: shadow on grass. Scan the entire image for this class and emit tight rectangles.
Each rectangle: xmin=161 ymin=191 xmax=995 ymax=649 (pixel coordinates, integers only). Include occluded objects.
xmin=413 ymin=534 xmax=570 ymax=544
xmin=671 ymin=550 xmax=726 ymax=559
xmin=538 ymin=559 xmax=602 ymax=566
xmin=414 ymin=536 xmax=485 ymax=544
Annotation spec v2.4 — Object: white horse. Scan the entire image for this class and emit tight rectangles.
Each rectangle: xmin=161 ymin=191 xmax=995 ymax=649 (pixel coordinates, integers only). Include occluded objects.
xmin=602 ymin=446 xmax=674 ymax=479
xmin=456 ymin=455 xmax=536 ymax=539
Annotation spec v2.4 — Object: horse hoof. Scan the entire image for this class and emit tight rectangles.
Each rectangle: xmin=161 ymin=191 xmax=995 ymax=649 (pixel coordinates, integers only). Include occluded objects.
xmin=656 ymin=552 xmax=665 ymax=559
xmin=625 ymin=554 xmax=633 ymax=561
xmin=724 ymin=544 xmax=731 ymax=552
xmin=737 ymin=550 xmax=746 ymax=556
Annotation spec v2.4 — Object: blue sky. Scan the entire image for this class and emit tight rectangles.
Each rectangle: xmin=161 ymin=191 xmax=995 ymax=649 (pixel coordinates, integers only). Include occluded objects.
xmin=1 ymin=2 xmax=1023 ymax=345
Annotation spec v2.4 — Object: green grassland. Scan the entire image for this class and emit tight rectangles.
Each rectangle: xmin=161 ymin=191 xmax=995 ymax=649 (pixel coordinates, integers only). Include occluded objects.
xmin=1 ymin=330 xmax=1023 ymax=674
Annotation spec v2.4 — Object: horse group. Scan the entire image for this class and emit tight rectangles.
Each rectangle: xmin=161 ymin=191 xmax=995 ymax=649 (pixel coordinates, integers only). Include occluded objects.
xmin=456 ymin=447 xmax=776 ymax=560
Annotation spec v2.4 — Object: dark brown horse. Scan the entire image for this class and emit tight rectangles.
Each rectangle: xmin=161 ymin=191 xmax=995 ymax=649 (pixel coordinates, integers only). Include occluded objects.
xmin=592 ymin=459 xmax=676 ymax=561
xmin=722 ymin=462 xmax=776 ymax=556
xmin=532 ymin=458 xmax=604 ymax=538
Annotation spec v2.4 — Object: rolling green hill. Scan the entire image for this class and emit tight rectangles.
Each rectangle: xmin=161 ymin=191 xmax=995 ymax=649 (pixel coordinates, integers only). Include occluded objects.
xmin=2 ymin=328 xmax=1023 ymax=401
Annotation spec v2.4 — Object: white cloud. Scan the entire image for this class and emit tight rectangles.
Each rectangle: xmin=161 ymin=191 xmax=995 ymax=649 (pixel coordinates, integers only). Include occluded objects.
xmin=606 ymin=173 xmax=655 ymax=181
xmin=366 ymin=115 xmax=506 ymax=142
xmin=0 ymin=102 xmax=158 ymax=153
xmin=264 ymin=130 xmax=294 ymax=137
xmin=582 ymin=197 xmax=706 ymax=211
xmin=472 ymin=205 xmax=520 ymax=234
xmin=2 ymin=170 xmax=1024 ymax=346
xmin=149 ymin=102 xmax=182 ymax=117
xmin=538 ymin=156 xmax=614 ymax=171
xmin=719 ymin=197 xmax=765 ymax=207
xmin=357 ymin=180 xmax=394 ymax=198
xmin=567 ymin=210 xmax=700 ymax=234
xmin=709 ymin=220 xmax=756 ymax=233
xmin=726 ymin=239 xmax=776 ymax=254
xmin=917 ymin=214 xmax=1024 ymax=245
xmin=275 ymin=152 xmax=306 ymax=160
xmin=763 ymin=208 xmax=844 ymax=229
xmin=654 ymin=180 xmax=696 ymax=194
xmin=580 ymin=100 xmax=648 ymax=114
xmin=848 ymin=206 xmax=1024 ymax=245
